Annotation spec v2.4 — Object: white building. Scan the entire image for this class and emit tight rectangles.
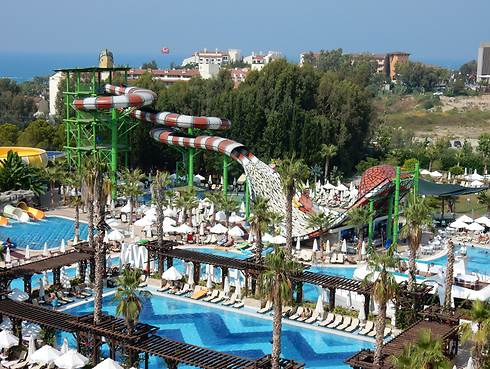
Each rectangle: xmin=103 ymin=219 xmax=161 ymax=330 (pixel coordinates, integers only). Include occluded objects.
xmin=48 ymin=71 xmax=64 ymax=121
xmin=477 ymin=42 xmax=490 ymax=82
xmin=244 ymin=51 xmax=281 ymax=71
xmin=182 ymin=48 xmax=237 ymax=69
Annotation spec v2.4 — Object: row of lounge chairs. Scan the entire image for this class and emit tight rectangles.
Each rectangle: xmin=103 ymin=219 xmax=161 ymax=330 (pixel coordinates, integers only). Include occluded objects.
xmin=157 ymin=282 xmax=245 ymax=308
xmin=31 ymin=284 xmax=93 ymax=307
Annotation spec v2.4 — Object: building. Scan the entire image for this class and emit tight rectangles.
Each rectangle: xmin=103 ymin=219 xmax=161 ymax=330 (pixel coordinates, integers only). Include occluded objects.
xmin=127 ymin=68 xmax=200 ymax=86
xmin=182 ymin=48 xmax=237 ymax=69
xmin=243 ymin=51 xmax=281 ymax=71
xmin=387 ymin=51 xmax=410 ymax=79
xmin=477 ymin=42 xmax=490 ymax=82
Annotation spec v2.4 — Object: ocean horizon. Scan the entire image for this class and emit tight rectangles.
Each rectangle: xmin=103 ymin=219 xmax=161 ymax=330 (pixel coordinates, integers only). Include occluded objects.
xmin=0 ymin=51 xmax=188 ymax=82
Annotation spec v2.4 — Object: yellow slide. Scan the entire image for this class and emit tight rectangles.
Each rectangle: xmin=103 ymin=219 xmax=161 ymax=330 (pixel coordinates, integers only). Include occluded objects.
xmin=0 ymin=216 xmax=7 ymax=226
xmin=17 ymin=202 xmax=45 ymax=220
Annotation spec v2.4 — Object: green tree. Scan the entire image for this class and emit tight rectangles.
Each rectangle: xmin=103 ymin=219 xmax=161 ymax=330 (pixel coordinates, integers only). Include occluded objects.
xmin=152 ymin=171 xmax=172 ymax=250
xmin=478 ymin=133 xmax=490 ymax=173
xmin=355 ymin=157 xmax=379 ymax=174
xmin=112 ymin=267 xmax=152 ymax=333
xmin=0 ymin=150 xmax=44 ymax=196
xmin=141 ymin=60 xmax=157 ymax=70
xmin=346 ymin=207 xmax=374 ymax=250
xmin=460 ymin=60 xmax=477 ymax=84
xmin=389 ymin=329 xmax=451 ymax=369
xmin=276 ymin=153 xmax=309 ymax=257
xmin=363 ymin=244 xmax=401 ymax=365
xmin=459 ymin=300 xmax=490 ymax=369
xmin=218 ymin=194 xmax=240 ymax=227
xmin=119 ymin=168 xmax=146 ymax=226
xmin=477 ymin=190 xmax=490 ymax=216
xmin=174 ymin=187 xmax=198 ymax=226
xmin=320 ymin=144 xmax=337 ymax=182
xmin=260 ymin=245 xmax=303 ymax=369
xmin=308 ymin=164 xmax=323 ymax=191
xmin=247 ymin=196 xmax=271 ymax=265
xmin=17 ymin=119 xmax=57 ymax=149
xmin=0 ymin=123 xmax=20 ymax=146
xmin=305 ymin=211 xmax=336 ymax=252
xmin=398 ymin=195 xmax=435 ymax=290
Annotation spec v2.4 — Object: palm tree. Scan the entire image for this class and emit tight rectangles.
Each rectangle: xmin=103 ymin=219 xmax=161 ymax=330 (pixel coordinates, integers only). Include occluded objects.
xmin=346 ymin=206 xmax=374 ymax=250
xmin=84 ymin=154 xmax=113 ymax=324
xmin=68 ymin=168 xmax=85 ymax=240
xmin=43 ymin=163 xmax=63 ymax=210
xmin=112 ymin=267 xmax=152 ymax=334
xmin=389 ymin=329 xmax=451 ymax=369
xmin=260 ymin=245 xmax=303 ymax=369
xmin=248 ymin=196 xmax=271 ymax=265
xmin=276 ymin=153 xmax=309 ymax=258
xmin=218 ymin=194 xmax=240 ymax=227
xmin=174 ymin=187 xmax=198 ymax=226
xmin=205 ymin=191 xmax=224 ymax=226
xmin=152 ymin=171 xmax=172 ymax=249
xmin=455 ymin=152 xmax=465 ymax=167
xmin=444 ymin=240 xmax=455 ymax=312
xmin=362 ymin=244 xmax=401 ymax=365
xmin=459 ymin=300 xmax=490 ymax=369
xmin=267 ymin=211 xmax=284 ymax=236
xmin=309 ymin=164 xmax=323 ymax=195
xmin=305 ymin=211 xmax=336 ymax=252
xmin=320 ymin=144 xmax=337 ymax=183
xmin=119 ymin=168 xmax=146 ymax=226
xmin=398 ymin=194 xmax=435 ymax=290
xmin=477 ymin=190 xmax=490 ymax=217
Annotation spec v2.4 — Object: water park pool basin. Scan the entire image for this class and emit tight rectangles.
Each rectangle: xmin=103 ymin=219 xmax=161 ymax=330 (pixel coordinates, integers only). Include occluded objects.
xmin=0 ymin=147 xmax=48 ymax=167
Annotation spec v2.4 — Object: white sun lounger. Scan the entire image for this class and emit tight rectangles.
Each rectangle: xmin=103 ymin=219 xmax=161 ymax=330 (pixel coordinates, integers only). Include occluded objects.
xmin=326 ymin=314 xmax=343 ymax=329
xmin=336 ymin=316 xmax=352 ymax=330
xmin=344 ymin=318 xmax=360 ymax=333
xmin=258 ymin=300 xmax=273 ymax=314
xmin=203 ymin=289 xmax=219 ymax=302
xmin=319 ymin=312 xmax=335 ymax=327
xmin=289 ymin=306 xmax=304 ymax=320
xmin=358 ymin=320 xmax=374 ymax=335
xmin=305 ymin=311 xmax=321 ymax=324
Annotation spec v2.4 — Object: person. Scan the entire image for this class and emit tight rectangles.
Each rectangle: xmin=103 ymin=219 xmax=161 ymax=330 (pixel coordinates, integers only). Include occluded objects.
xmin=169 ymin=283 xmax=180 ymax=294
xmin=486 ymin=252 xmax=488 ymax=256
xmin=217 ymin=233 xmax=228 ymax=245
xmin=6 ymin=238 xmax=11 ymax=248
xmin=485 ymin=234 xmax=489 ymax=243
xmin=50 ymin=292 xmax=58 ymax=310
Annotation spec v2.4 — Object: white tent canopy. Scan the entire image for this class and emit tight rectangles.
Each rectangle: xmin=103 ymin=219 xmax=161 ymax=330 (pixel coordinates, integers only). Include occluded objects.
xmin=161 ymin=266 xmax=183 ymax=281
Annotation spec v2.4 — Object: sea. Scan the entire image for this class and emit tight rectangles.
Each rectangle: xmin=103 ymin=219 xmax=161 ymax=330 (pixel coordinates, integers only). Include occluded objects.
xmin=0 ymin=51 xmax=188 ymax=82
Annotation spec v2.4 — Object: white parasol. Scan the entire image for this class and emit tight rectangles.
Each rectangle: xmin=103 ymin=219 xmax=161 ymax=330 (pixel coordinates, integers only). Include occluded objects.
xmin=38 ymin=277 xmax=45 ymax=299
xmin=456 ymin=215 xmax=474 ymax=223
xmin=120 ymin=200 xmax=131 ymax=213
xmin=43 ymin=270 xmax=49 ymax=287
xmin=163 ymin=217 xmax=177 ymax=226
xmin=228 ymin=226 xmax=244 ymax=237
xmin=61 ymin=337 xmax=69 ymax=354
xmin=229 ymin=214 xmax=245 ymax=223
xmin=107 ymin=229 xmax=125 ymax=241
xmin=360 ymin=241 xmax=367 ymax=256
xmin=206 ymin=273 xmax=212 ymax=289
xmin=341 ymin=239 xmax=347 ymax=253
xmin=55 ymin=349 xmax=89 ymax=369
xmin=161 ymin=266 xmax=183 ymax=281
xmin=163 ymin=208 xmax=177 ymax=217
xmin=93 ymin=359 xmax=124 ymax=369
xmin=475 ymin=216 xmax=490 ymax=227
xmin=175 ymin=224 xmax=193 ymax=234
xmin=315 ymin=294 xmax=324 ymax=313
xmin=272 ymin=235 xmax=286 ymax=244
xmin=162 ymin=223 xmax=177 ymax=234
xmin=27 ymin=335 xmax=36 ymax=359
xmin=30 ymin=345 xmax=61 ymax=364
xmin=465 ymin=222 xmax=485 ymax=232
xmin=210 ymin=223 xmax=228 ymax=234
xmin=296 ymin=237 xmax=301 ymax=251
xmin=188 ymin=264 xmax=195 ymax=285
xmin=312 ymin=239 xmax=317 ymax=252
xmin=0 ymin=330 xmax=19 ymax=348
xmin=43 ymin=242 xmax=49 ymax=257
xmin=5 ymin=247 xmax=11 ymax=263
xmin=60 ymin=239 xmax=66 ymax=253
xmin=84 ymin=268 xmax=90 ymax=285
xmin=325 ymin=240 xmax=331 ymax=254
xmin=8 ymin=288 xmax=29 ymax=302
xmin=224 ymin=276 xmax=230 ymax=293
xmin=25 ymin=244 xmax=30 ymax=260
xmin=134 ymin=217 xmax=153 ymax=227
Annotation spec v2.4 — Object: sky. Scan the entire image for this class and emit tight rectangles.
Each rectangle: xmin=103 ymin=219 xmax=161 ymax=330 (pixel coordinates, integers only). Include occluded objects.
xmin=1 ymin=0 xmax=488 ymax=70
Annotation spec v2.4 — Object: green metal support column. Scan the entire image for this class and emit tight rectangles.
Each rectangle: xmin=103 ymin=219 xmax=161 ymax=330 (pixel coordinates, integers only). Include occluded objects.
xmin=414 ymin=162 xmax=420 ymax=197
xmin=111 ymin=109 xmax=118 ymax=199
xmin=187 ymin=128 xmax=195 ymax=187
xmin=368 ymin=200 xmax=374 ymax=246
xmin=386 ymin=194 xmax=393 ymax=240
xmin=392 ymin=167 xmax=401 ymax=247
xmin=223 ymin=155 xmax=229 ymax=195
xmin=245 ymin=180 xmax=250 ymax=218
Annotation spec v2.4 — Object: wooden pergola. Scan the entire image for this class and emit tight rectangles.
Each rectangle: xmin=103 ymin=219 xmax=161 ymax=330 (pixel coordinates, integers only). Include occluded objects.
xmin=0 ymin=251 xmax=93 ymax=294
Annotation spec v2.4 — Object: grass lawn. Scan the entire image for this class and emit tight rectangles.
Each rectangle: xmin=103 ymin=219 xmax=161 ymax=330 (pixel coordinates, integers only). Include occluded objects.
xmin=453 ymin=193 xmax=488 ymax=219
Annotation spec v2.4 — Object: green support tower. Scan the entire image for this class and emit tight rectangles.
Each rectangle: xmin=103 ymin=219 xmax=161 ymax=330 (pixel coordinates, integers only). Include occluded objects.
xmin=56 ymin=65 xmax=139 ymax=197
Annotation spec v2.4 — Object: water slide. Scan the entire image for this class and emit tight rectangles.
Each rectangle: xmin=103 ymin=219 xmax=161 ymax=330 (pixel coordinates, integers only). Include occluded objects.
xmin=17 ymin=201 xmax=45 ymax=220
xmin=0 ymin=147 xmax=48 ymax=167
xmin=0 ymin=216 xmax=7 ymax=226
xmin=72 ymin=84 xmax=343 ymax=236
xmin=3 ymin=204 xmax=29 ymax=223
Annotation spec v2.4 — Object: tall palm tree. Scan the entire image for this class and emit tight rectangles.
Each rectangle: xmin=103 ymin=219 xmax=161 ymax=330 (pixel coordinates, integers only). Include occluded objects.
xmin=276 ymin=153 xmax=309 ymax=258
xmin=459 ymin=300 xmax=490 ymax=369
xmin=346 ymin=206 xmax=374 ymax=250
xmin=455 ymin=152 xmax=465 ymax=167
xmin=119 ymin=168 xmax=146 ymax=226
xmin=218 ymin=194 xmax=240 ymax=227
xmin=389 ymin=329 xmax=451 ymax=369
xmin=248 ymin=196 xmax=271 ymax=265
xmin=174 ymin=187 xmax=198 ymax=226
xmin=267 ymin=211 xmax=284 ymax=236
xmin=43 ymin=163 xmax=63 ymax=210
xmin=305 ymin=211 xmax=336 ymax=251
xmin=204 ymin=191 xmax=224 ymax=226
xmin=320 ymin=144 xmax=337 ymax=183
xmin=152 ymin=171 xmax=172 ymax=249
xmin=84 ymin=154 xmax=113 ymax=324
xmin=111 ymin=267 xmax=152 ymax=334
xmin=309 ymin=164 xmax=323 ymax=195
xmin=68 ymin=168 xmax=85 ymax=240
xmin=477 ymin=190 xmax=490 ymax=217
xmin=398 ymin=194 xmax=435 ymax=290
xmin=362 ymin=244 xmax=401 ymax=365
xmin=260 ymin=245 xmax=303 ymax=369
xmin=444 ymin=240 xmax=455 ymax=312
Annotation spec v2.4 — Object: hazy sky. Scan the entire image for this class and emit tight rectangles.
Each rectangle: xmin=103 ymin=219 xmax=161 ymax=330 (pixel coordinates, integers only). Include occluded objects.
xmin=2 ymin=0 xmax=488 ymax=69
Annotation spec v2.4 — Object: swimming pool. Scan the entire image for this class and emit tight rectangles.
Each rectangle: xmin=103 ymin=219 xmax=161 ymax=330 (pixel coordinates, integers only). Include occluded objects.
xmin=426 ymin=244 xmax=490 ymax=277
xmin=63 ymin=293 xmax=372 ymax=369
xmin=0 ymin=216 xmax=89 ymax=250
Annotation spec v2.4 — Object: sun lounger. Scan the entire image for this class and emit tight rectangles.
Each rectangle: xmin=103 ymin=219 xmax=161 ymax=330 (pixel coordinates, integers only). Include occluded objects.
xmin=211 ymin=290 xmax=227 ymax=303
xmin=337 ymin=254 xmax=345 ymax=264
xmin=203 ymin=290 xmax=219 ymax=302
xmin=336 ymin=316 xmax=352 ymax=330
xmin=326 ymin=314 xmax=343 ymax=329
xmin=157 ymin=282 xmax=172 ymax=292
xmin=190 ymin=288 xmax=208 ymax=300
xmin=305 ymin=311 xmax=321 ymax=324
xmin=289 ymin=306 xmax=304 ymax=320
xmin=282 ymin=306 xmax=293 ymax=317
xmin=257 ymin=300 xmax=273 ymax=314
xmin=174 ymin=284 xmax=190 ymax=296
xmin=57 ymin=291 xmax=73 ymax=304
xmin=235 ymin=242 xmax=249 ymax=250
xmin=358 ymin=320 xmax=374 ymax=335
xmin=383 ymin=327 xmax=392 ymax=338
xmin=75 ymin=285 xmax=91 ymax=297
xmin=233 ymin=300 xmax=244 ymax=308
xmin=344 ymin=318 xmax=360 ymax=333
xmin=222 ymin=293 xmax=237 ymax=306
xmin=330 ymin=254 xmax=338 ymax=264
xmin=319 ymin=312 xmax=335 ymax=327
xmin=3 ymin=351 xmax=27 ymax=368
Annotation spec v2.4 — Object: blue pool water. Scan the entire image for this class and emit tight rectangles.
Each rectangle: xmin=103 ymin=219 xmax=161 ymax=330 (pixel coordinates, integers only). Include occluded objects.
xmin=0 ymin=216 xmax=89 ymax=250
xmin=63 ymin=294 xmax=372 ymax=369
xmin=429 ymin=244 xmax=490 ymax=277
